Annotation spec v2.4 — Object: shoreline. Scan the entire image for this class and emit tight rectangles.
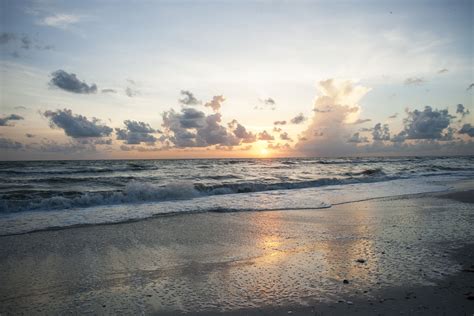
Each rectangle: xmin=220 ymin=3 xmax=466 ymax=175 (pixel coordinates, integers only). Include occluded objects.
xmin=1 ymin=186 xmax=473 ymax=314
xmin=2 ymin=177 xmax=471 ymax=237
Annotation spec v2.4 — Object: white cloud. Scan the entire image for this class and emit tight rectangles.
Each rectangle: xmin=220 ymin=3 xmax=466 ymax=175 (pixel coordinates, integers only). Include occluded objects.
xmin=39 ymin=14 xmax=80 ymax=28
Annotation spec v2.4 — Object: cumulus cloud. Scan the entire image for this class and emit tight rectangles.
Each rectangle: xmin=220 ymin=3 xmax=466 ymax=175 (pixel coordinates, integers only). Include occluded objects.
xmin=50 ymin=70 xmax=97 ymax=94
xmin=43 ymin=109 xmax=112 ymax=138
xmin=404 ymin=77 xmax=425 ymax=85
xmin=257 ymin=130 xmax=274 ymax=141
xmin=161 ymin=108 xmax=251 ymax=148
xmin=204 ymin=95 xmax=225 ymax=112
xmin=0 ymin=137 xmax=23 ymax=150
xmin=0 ymin=114 xmax=24 ymax=126
xmin=279 ymin=132 xmax=292 ymax=141
xmin=437 ymin=68 xmax=448 ymax=74
xmin=115 ymin=120 xmax=158 ymax=145
xmin=372 ymin=123 xmax=390 ymax=141
xmin=400 ymin=106 xmax=453 ymax=140
xmin=347 ymin=132 xmax=368 ymax=143
xmin=179 ymin=90 xmax=200 ymax=105
xmin=456 ymin=104 xmax=470 ymax=118
xmin=290 ymin=113 xmax=307 ymax=124
xmin=228 ymin=119 xmax=256 ymax=143
xmin=274 ymin=120 xmax=287 ymax=125
xmin=459 ymin=124 xmax=474 ymax=137
xmin=296 ymin=79 xmax=371 ymax=156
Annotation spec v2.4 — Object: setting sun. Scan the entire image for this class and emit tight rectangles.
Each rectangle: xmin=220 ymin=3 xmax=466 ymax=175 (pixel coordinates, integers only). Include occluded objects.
xmin=260 ymin=148 xmax=269 ymax=156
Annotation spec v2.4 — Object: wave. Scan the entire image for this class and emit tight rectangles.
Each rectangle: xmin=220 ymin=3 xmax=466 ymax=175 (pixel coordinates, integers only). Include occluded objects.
xmin=0 ymin=174 xmax=398 ymax=213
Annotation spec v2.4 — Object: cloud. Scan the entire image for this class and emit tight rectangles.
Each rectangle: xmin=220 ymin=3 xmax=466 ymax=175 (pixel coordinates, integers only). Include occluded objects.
xmin=0 ymin=137 xmax=23 ymax=150
xmin=467 ymin=83 xmax=474 ymax=91
xmin=267 ymin=143 xmax=291 ymax=150
xmin=50 ymin=70 xmax=97 ymax=94
xmin=29 ymin=139 xmax=96 ymax=153
xmin=351 ymin=118 xmax=371 ymax=125
xmin=400 ymin=106 xmax=454 ymax=140
xmin=179 ymin=90 xmax=200 ymax=105
xmin=279 ymin=132 xmax=292 ymax=141
xmin=347 ymin=132 xmax=368 ymax=143
xmin=39 ymin=14 xmax=80 ymax=28
xmin=456 ymin=104 xmax=470 ymax=118
xmin=125 ymin=86 xmax=139 ymax=97
xmin=257 ymin=130 xmax=274 ymax=141
xmin=458 ymin=124 xmax=474 ymax=137
xmin=255 ymin=98 xmax=276 ymax=110
xmin=161 ymin=108 xmax=248 ymax=148
xmin=296 ymin=79 xmax=371 ymax=156
xmin=228 ymin=119 xmax=256 ymax=143
xmin=0 ymin=32 xmax=16 ymax=45
xmin=204 ymin=95 xmax=225 ymax=112
xmin=437 ymin=68 xmax=448 ymax=74
xmin=101 ymin=88 xmax=117 ymax=93
xmin=25 ymin=133 xmax=35 ymax=138
xmin=372 ymin=123 xmax=390 ymax=141
xmin=290 ymin=113 xmax=307 ymax=124
xmin=273 ymin=120 xmax=287 ymax=125
xmin=273 ymin=127 xmax=282 ymax=133
xmin=43 ymin=109 xmax=112 ymax=138
xmin=115 ymin=120 xmax=158 ymax=145
xmin=0 ymin=114 xmax=24 ymax=126
xmin=404 ymin=77 xmax=425 ymax=85
xmin=388 ymin=113 xmax=398 ymax=119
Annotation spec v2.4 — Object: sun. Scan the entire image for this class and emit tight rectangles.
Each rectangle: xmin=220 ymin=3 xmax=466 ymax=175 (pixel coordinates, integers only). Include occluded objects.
xmin=259 ymin=148 xmax=269 ymax=156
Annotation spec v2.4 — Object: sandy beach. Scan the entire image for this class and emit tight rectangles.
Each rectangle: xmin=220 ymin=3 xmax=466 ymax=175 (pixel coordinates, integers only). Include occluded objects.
xmin=1 ymin=184 xmax=473 ymax=315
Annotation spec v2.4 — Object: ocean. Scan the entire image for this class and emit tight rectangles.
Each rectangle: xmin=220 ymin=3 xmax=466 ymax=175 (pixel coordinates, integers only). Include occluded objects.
xmin=1 ymin=156 xmax=473 ymax=235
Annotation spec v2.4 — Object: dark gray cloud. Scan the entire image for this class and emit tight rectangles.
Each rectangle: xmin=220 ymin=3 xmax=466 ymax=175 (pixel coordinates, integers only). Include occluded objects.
xmin=25 ymin=133 xmax=35 ymax=138
xmin=228 ymin=119 xmax=256 ymax=143
xmin=400 ymin=106 xmax=453 ymax=140
xmin=459 ymin=124 xmax=474 ymax=137
xmin=161 ymin=108 xmax=248 ymax=148
xmin=204 ymin=95 xmax=225 ymax=112
xmin=29 ymin=139 xmax=97 ymax=153
xmin=43 ymin=109 xmax=112 ymax=138
xmin=20 ymin=35 xmax=31 ymax=49
xmin=466 ymin=83 xmax=474 ymax=91
xmin=290 ymin=113 xmax=307 ymax=124
xmin=437 ymin=68 xmax=448 ymax=74
xmin=115 ymin=120 xmax=158 ymax=145
xmin=404 ymin=77 xmax=425 ymax=85
xmin=179 ymin=90 xmax=200 ymax=105
xmin=347 ymin=132 xmax=368 ymax=143
xmin=14 ymin=106 xmax=27 ymax=110
xmin=50 ymin=70 xmax=97 ymax=94
xmin=0 ymin=137 xmax=23 ymax=150
xmin=101 ymin=88 xmax=117 ymax=93
xmin=351 ymin=118 xmax=371 ymax=125
xmin=273 ymin=120 xmax=287 ymax=125
xmin=257 ymin=130 xmax=274 ymax=141
xmin=388 ymin=113 xmax=398 ymax=119
xmin=0 ymin=114 xmax=24 ymax=126
xmin=456 ymin=104 xmax=470 ymax=118
xmin=372 ymin=123 xmax=390 ymax=141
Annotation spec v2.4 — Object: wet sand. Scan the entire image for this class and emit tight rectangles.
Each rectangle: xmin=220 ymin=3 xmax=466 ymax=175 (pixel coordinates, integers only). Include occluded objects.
xmin=1 ymin=188 xmax=473 ymax=315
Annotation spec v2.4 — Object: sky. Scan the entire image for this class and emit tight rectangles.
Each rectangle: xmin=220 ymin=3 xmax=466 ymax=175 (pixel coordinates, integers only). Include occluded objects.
xmin=0 ymin=0 xmax=473 ymax=160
